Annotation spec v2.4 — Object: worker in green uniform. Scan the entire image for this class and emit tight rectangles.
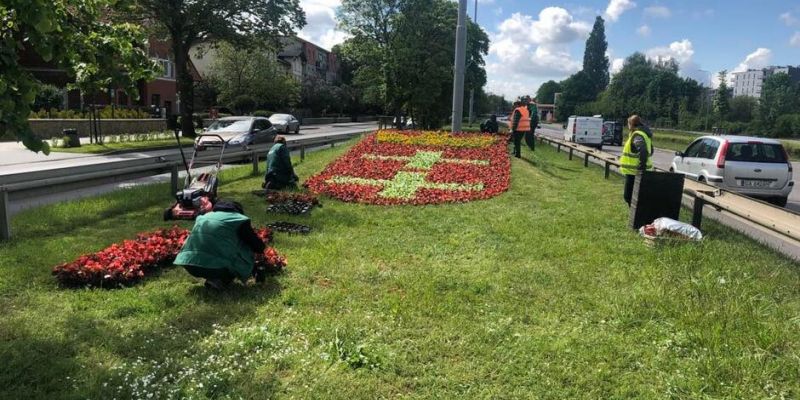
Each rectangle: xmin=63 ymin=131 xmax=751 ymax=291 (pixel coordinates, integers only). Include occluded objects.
xmin=263 ymin=136 xmax=298 ymax=190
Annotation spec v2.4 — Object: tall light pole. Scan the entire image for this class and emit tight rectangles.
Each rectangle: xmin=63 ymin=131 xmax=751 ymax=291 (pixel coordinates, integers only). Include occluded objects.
xmin=467 ymin=0 xmax=477 ymax=125
xmin=450 ymin=0 xmax=468 ymax=132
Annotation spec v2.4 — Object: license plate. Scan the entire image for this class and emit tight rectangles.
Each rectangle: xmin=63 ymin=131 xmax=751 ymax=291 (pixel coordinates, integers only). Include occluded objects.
xmin=740 ymin=180 xmax=770 ymax=188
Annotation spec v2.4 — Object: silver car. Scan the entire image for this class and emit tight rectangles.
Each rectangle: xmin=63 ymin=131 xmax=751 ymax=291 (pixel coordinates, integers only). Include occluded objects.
xmin=196 ymin=116 xmax=276 ymax=148
xmin=268 ymin=113 xmax=300 ymax=134
xmin=671 ymin=135 xmax=794 ymax=206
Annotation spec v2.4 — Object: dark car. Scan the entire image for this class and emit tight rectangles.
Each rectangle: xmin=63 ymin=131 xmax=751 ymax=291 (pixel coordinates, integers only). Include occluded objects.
xmin=602 ymin=121 xmax=623 ymax=146
xmin=196 ymin=116 xmax=277 ymax=148
xmin=269 ymin=113 xmax=301 ymax=134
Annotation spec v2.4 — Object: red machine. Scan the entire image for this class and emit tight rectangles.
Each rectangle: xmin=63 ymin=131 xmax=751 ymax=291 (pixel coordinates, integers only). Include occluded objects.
xmin=164 ymin=133 xmax=226 ymax=221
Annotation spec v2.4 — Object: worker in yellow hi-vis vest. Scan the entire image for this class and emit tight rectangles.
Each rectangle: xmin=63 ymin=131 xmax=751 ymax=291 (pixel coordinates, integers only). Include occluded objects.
xmin=619 ymin=115 xmax=654 ymax=206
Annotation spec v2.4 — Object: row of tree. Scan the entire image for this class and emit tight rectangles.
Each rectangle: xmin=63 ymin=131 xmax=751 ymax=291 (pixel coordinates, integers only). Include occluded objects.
xmin=334 ymin=0 xmax=491 ymax=129
xmin=536 ymin=16 xmax=800 ymax=138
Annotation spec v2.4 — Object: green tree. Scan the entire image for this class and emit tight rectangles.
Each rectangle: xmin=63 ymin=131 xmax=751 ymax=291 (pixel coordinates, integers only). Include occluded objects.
xmin=1 ymin=0 xmax=156 ymax=153
xmin=727 ymin=96 xmax=758 ymax=122
xmin=713 ymin=70 xmax=731 ymax=121
xmin=206 ymin=42 xmax=300 ymax=113
xmin=33 ymin=84 xmax=65 ymax=117
xmin=556 ymin=71 xmax=596 ymax=120
xmin=135 ymin=0 xmax=305 ymax=137
xmin=759 ymin=72 xmax=800 ymax=134
xmin=582 ymin=16 xmax=610 ymax=97
xmin=536 ymin=80 xmax=562 ymax=105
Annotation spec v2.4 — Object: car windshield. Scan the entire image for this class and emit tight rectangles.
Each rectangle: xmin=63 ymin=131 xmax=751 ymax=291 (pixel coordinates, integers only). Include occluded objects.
xmin=726 ymin=143 xmax=787 ymax=164
xmin=269 ymin=114 xmax=290 ymax=122
xmin=206 ymin=119 xmax=251 ymax=132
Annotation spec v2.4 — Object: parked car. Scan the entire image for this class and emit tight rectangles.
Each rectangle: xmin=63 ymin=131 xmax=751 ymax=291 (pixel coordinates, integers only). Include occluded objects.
xmin=269 ymin=113 xmax=301 ymax=134
xmin=670 ymin=136 xmax=794 ymax=206
xmin=564 ymin=116 xmax=603 ymax=149
xmin=602 ymin=121 xmax=623 ymax=146
xmin=196 ymin=116 xmax=276 ymax=148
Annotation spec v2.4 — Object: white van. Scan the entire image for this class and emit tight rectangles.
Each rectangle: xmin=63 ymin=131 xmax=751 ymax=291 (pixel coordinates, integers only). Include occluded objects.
xmin=564 ymin=116 xmax=603 ymax=149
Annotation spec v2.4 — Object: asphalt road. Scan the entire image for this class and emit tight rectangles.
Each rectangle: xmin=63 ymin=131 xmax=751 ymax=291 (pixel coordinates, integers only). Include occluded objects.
xmin=1 ymin=122 xmax=378 ymax=214
xmin=0 ymin=122 xmax=379 ymax=174
xmin=535 ymin=124 xmax=800 ymax=213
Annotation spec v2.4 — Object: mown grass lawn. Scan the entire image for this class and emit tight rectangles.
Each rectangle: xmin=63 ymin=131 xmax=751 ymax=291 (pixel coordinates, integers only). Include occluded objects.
xmin=50 ymin=137 xmax=194 ymax=154
xmin=1 ymin=139 xmax=799 ymax=399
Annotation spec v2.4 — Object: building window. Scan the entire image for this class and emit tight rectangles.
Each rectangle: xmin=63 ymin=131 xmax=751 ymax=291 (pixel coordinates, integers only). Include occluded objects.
xmin=153 ymin=58 xmax=175 ymax=79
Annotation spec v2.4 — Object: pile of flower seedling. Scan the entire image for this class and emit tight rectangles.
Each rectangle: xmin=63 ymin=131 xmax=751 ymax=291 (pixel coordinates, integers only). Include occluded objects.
xmin=265 ymin=191 xmax=321 ymax=215
xmin=53 ymin=226 xmax=286 ymax=288
xmin=266 ymin=221 xmax=312 ymax=235
xmin=304 ymin=130 xmax=510 ymax=205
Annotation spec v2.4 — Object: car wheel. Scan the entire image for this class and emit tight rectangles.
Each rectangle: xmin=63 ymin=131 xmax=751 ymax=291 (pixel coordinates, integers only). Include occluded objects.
xmin=698 ymin=176 xmax=706 ymax=183
xmin=669 ymin=167 xmax=674 ymax=173
xmin=295 ymin=126 xmax=300 ymax=134
xmin=774 ymin=197 xmax=788 ymax=207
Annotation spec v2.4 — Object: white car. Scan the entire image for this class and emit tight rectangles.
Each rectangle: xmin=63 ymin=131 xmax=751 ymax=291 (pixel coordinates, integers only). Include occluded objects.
xmin=564 ymin=116 xmax=603 ymax=149
xmin=670 ymin=135 xmax=794 ymax=206
xmin=268 ymin=113 xmax=300 ymax=134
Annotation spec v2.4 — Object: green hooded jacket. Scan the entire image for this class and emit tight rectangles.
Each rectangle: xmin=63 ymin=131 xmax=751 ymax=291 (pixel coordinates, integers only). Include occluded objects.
xmin=174 ymin=211 xmax=254 ymax=280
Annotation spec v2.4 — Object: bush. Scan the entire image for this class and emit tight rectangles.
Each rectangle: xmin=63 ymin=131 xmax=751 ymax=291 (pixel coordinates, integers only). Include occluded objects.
xmin=773 ymin=114 xmax=800 ymax=138
xmin=232 ymin=95 xmax=256 ymax=115
xmin=252 ymin=110 xmax=274 ymax=117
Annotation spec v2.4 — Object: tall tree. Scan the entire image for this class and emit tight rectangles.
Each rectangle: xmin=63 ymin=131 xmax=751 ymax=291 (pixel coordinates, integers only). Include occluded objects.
xmin=759 ymin=72 xmax=800 ymax=131
xmin=536 ymin=80 xmax=563 ymax=104
xmin=582 ymin=16 xmax=610 ymax=97
xmin=206 ymin=42 xmax=300 ymax=112
xmin=713 ymin=70 xmax=731 ymax=121
xmin=556 ymin=71 xmax=596 ymax=120
xmin=136 ymin=0 xmax=305 ymax=137
xmin=1 ymin=0 xmax=156 ymax=153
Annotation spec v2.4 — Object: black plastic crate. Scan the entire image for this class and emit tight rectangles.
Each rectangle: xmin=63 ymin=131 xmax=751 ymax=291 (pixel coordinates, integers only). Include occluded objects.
xmin=629 ymin=171 xmax=685 ymax=230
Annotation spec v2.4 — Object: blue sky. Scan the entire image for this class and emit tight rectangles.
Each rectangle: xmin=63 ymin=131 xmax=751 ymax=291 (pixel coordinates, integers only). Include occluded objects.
xmin=297 ymin=0 xmax=800 ymax=99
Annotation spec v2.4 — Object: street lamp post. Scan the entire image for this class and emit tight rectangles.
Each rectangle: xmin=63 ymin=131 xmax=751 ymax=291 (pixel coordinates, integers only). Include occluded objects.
xmin=450 ymin=0 xmax=468 ymax=132
xmin=467 ymin=0 xmax=477 ymax=125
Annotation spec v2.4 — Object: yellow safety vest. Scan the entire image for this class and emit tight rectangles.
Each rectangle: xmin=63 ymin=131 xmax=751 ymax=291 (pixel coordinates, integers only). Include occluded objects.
xmin=619 ymin=130 xmax=654 ymax=175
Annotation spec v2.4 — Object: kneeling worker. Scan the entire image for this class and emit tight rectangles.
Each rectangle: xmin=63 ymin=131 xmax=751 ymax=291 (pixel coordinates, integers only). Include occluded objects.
xmin=174 ymin=200 xmax=266 ymax=290
xmin=620 ymin=115 xmax=654 ymax=206
xmin=263 ymin=136 xmax=299 ymax=190
xmin=480 ymin=114 xmax=499 ymax=134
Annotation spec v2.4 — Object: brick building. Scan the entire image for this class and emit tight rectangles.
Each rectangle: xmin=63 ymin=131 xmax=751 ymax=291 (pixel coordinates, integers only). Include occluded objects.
xmin=20 ymin=38 xmax=199 ymax=116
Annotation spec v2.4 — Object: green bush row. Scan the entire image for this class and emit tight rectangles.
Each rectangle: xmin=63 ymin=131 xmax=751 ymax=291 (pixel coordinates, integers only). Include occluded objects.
xmin=49 ymin=130 xmax=175 ymax=148
xmin=30 ymin=106 xmax=151 ymax=119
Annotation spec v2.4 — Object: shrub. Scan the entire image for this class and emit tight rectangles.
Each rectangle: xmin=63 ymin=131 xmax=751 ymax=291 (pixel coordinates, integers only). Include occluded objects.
xmin=773 ymin=114 xmax=800 ymax=138
xmin=252 ymin=110 xmax=274 ymax=117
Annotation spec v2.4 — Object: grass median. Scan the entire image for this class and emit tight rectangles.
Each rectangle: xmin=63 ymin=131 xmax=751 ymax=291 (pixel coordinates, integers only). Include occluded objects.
xmin=1 ymin=138 xmax=799 ymax=399
xmin=648 ymin=130 xmax=800 ymax=161
xmin=50 ymin=137 xmax=195 ymax=154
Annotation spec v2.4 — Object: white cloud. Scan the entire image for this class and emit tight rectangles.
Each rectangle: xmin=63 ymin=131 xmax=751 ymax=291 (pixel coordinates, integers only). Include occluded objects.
xmin=489 ymin=9 xmax=588 ymax=74
xmin=644 ymin=6 xmax=671 ymax=18
xmin=732 ymin=48 xmax=772 ymax=73
xmin=691 ymin=9 xmax=715 ymax=19
xmin=644 ymin=39 xmax=710 ymax=85
xmin=637 ymin=25 xmax=651 ymax=37
xmin=487 ymin=8 xmax=591 ymax=97
xmin=792 ymin=32 xmax=800 ymax=47
xmin=780 ymin=12 xmax=799 ymax=27
xmin=611 ymin=58 xmax=625 ymax=74
xmin=646 ymin=39 xmax=695 ymax=64
xmin=605 ymin=0 xmax=636 ymax=22
xmin=297 ymin=0 xmax=348 ymax=50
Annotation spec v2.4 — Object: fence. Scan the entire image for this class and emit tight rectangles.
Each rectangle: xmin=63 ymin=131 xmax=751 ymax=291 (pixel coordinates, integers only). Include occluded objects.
xmin=535 ymin=135 xmax=800 ymax=257
xmin=0 ymin=131 xmax=368 ymax=240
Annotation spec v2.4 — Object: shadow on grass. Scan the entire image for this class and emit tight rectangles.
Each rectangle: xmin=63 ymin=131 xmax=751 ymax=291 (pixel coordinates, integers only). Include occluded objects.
xmin=0 ymin=275 xmax=283 ymax=399
xmin=518 ymin=155 xmax=572 ymax=180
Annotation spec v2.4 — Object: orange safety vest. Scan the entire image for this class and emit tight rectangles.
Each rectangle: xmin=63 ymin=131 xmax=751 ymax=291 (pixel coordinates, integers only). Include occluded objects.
xmin=513 ymin=106 xmax=531 ymax=132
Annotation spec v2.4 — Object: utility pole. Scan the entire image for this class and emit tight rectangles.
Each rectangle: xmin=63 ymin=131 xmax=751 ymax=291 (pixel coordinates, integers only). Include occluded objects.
xmin=467 ymin=0 xmax=477 ymax=125
xmin=450 ymin=0 xmax=468 ymax=132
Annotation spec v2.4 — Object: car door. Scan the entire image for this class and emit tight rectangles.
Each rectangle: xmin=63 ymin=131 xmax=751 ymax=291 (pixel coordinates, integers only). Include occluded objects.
xmin=677 ymin=139 xmax=705 ymax=178
xmin=251 ymin=119 xmax=267 ymax=143
xmin=696 ymin=139 xmax=720 ymax=179
xmin=290 ymin=116 xmax=299 ymax=132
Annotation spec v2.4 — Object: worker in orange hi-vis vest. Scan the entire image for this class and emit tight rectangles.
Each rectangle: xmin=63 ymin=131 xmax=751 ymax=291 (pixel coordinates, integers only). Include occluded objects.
xmin=510 ymin=101 xmax=531 ymax=158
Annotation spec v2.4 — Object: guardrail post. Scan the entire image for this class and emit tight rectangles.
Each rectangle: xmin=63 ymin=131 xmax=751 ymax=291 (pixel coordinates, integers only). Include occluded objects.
xmin=170 ymin=166 xmax=179 ymax=195
xmin=0 ymin=189 xmax=10 ymax=240
xmin=251 ymin=151 xmax=259 ymax=175
xmin=557 ymin=143 xmax=561 ymax=153
xmin=569 ymin=148 xmax=573 ymax=160
xmin=300 ymin=145 xmax=306 ymax=161
xmin=330 ymin=142 xmax=335 ymax=148
xmin=604 ymin=162 xmax=611 ymax=179
xmin=584 ymin=153 xmax=589 ymax=168
xmin=691 ymin=196 xmax=705 ymax=229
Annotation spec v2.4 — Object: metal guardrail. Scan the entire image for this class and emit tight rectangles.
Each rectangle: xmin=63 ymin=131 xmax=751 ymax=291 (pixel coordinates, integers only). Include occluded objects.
xmin=535 ymin=134 xmax=800 ymax=246
xmin=0 ymin=131 xmax=367 ymax=240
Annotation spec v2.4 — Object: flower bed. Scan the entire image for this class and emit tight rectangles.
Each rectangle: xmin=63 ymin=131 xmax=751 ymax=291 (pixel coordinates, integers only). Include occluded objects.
xmin=53 ymin=227 xmax=285 ymax=288
xmin=304 ymin=130 xmax=510 ymax=205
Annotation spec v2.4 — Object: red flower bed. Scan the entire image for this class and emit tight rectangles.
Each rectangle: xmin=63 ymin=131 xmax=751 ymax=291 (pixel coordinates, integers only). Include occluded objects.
xmin=53 ymin=226 xmax=285 ymax=288
xmin=304 ymin=131 xmax=510 ymax=205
